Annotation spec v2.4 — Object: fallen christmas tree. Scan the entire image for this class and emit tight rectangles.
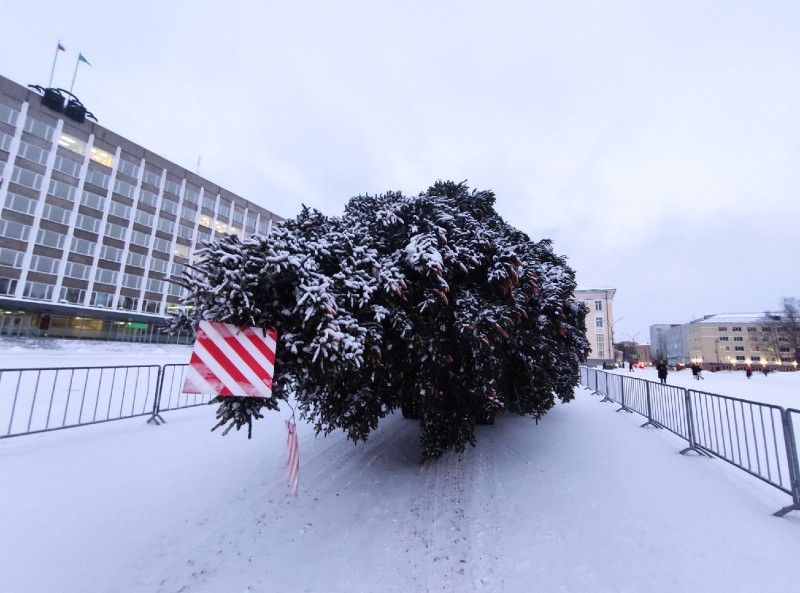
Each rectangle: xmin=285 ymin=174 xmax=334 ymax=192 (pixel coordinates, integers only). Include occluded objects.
xmin=172 ymin=181 xmax=589 ymax=460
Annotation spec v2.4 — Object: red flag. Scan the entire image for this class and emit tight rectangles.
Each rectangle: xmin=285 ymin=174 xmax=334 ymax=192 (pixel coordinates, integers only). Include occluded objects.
xmin=286 ymin=420 xmax=299 ymax=496
xmin=57 ymin=42 xmax=65 ymax=52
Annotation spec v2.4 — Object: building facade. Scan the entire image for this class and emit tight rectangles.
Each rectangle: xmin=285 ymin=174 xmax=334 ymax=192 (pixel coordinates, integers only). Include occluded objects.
xmin=574 ymin=288 xmax=616 ymax=367
xmin=650 ymin=314 xmax=797 ymax=372
xmin=0 ymin=74 xmax=281 ymax=340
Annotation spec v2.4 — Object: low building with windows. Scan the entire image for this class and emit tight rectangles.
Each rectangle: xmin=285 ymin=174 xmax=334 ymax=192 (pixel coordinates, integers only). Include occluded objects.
xmin=650 ymin=313 xmax=797 ymax=372
xmin=575 ymin=287 xmax=616 ymax=367
xmin=0 ymin=73 xmax=281 ymax=340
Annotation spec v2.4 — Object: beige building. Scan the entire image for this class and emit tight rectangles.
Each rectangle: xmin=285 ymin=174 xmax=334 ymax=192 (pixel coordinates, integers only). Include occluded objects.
xmin=653 ymin=313 xmax=797 ymax=372
xmin=574 ymin=288 xmax=616 ymax=367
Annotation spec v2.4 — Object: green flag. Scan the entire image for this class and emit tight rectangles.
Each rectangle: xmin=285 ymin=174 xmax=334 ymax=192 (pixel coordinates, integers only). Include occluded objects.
xmin=78 ymin=53 xmax=91 ymax=66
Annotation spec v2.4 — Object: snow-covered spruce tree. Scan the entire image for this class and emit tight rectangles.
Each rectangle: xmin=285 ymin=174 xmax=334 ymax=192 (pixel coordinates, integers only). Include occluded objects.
xmin=173 ymin=181 xmax=589 ymax=459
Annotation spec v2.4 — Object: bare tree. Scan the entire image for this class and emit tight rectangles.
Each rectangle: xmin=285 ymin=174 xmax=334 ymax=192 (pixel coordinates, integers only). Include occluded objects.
xmin=761 ymin=298 xmax=800 ymax=367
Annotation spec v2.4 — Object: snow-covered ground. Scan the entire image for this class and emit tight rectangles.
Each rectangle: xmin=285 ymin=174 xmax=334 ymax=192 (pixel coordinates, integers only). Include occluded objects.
xmin=1 ymin=341 xmax=799 ymax=593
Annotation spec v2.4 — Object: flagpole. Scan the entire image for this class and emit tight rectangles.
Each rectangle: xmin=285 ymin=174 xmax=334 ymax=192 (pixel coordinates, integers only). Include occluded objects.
xmin=69 ymin=55 xmax=80 ymax=95
xmin=48 ymin=43 xmax=61 ymax=88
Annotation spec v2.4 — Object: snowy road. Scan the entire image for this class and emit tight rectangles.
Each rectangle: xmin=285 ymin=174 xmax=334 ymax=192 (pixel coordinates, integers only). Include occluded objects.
xmin=2 ymin=384 xmax=800 ymax=593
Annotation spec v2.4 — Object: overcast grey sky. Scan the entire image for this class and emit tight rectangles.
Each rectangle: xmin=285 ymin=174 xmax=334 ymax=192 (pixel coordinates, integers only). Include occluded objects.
xmin=3 ymin=0 xmax=798 ymax=342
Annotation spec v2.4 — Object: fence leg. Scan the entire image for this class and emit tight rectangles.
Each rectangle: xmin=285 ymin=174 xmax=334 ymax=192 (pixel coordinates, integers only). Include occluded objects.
xmin=616 ymin=375 xmax=633 ymax=413
xmin=774 ymin=410 xmax=800 ymax=517
xmin=680 ymin=389 xmax=711 ymax=457
xmin=146 ymin=366 xmax=166 ymax=425
xmin=640 ymin=381 xmax=662 ymax=429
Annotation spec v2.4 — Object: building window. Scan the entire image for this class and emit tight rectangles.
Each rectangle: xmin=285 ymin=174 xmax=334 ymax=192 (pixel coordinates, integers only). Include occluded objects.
xmin=70 ymin=237 xmax=95 ymax=256
xmin=732 ymin=327 xmax=742 ymax=332
xmin=90 ymin=146 xmax=114 ymax=168
xmin=750 ymin=356 xmax=761 ymax=362
xmin=105 ymin=222 xmax=127 ymax=240
xmin=11 ymin=166 xmax=44 ymax=190
xmin=135 ymin=209 xmax=154 ymax=227
xmin=718 ymin=336 xmax=729 ymax=342
xmin=735 ymin=346 xmax=745 ymax=352
xmin=143 ymin=299 xmax=161 ymax=313
xmin=118 ymin=158 xmax=140 ymax=178
xmin=48 ymin=178 xmax=77 ymax=201
xmin=24 ymin=281 xmax=55 ymax=300
xmin=142 ymin=169 xmax=161 ymax=187
xmin=81 ymin=190 xmax=106 ymax=211
xmin=146 ymin=278 xmax=165 ymax=293
xmin=86 ymin=167 xmax=110 ymax=189
xmin=150 ymin=258 xmax=168 ymax=273
xmin=718 ymin=327 xmax=727 ymax=332
xmin=24 ymin=117 xmax=55 ymax=142
xmin=29 ymin=255 xmax=60 ymax=274
xmin=178 ymin=224 xmax=194 ymax=240
xmin=762 ymin=327 xmax=772 ymax=333
xmin=6 ymin=192 xmax=37 ymax=215
xmin=595 ymin=317 xmax=603 ymax=328
xmin=131 ymin=230 xmax=151 ymax=248
xmin=139 ymin=189 xmax=158 ymax=207
xmin=735 ymin=355 xmax=745 ymax=361
xmin=152 ymin=237 xmax=171 ymax=254
xmin=64 ymin=261 xmax=91 ymax=280
xmin=0 ymin=103 xmax=20 ymax=126
xmin=127 ymin=251 xmax=146 ymax=267
xmin=95 ymin=268 xmax=119 ymax=285
xmin=17 ymin=140 xmax=50 ymax=165
xmin=41 ymin=203 xmax=71 ymax=225
xmin=75 ymin=214 xmax=102 ymax=233
xmin=202 ymin=194 xmax=216 ymax=211
xmin=747 ymin=327 xmax=757 ymax=332
xmin=733 ymin=337 xmax=743 ymax=342
xmin=54 ymin=155 xmax=82 ymax=178
xmin=108 ymin=200 xmax=131 ymax=219
xmin=114 ymin=178 xmax=136 ymax=199
xmin=90 ymin=291 xmax=114 ymax=307
xmin=164 ymin=179 xmax=181 ymax=196
xmin=161 ymin=198 xmax=178 ymax=216
xmin=0 ymin=247 xmax=25 ymax=268
xmin=594 ymin=300 xmax=603 ymax=311
xmin=156 ymin=218 xmax=174 ymax=234
xmin=0 ymin=277 xmax=18 ymax=295
xmin=173 ymin=243 xmax=189 ymax=258
xmin=58 ymin=133 xmax=86 ymax=156
xmin=118 ymin=296 xmax=138 ymax=311
xmin=99 ymin=244 xmax=122 ymax=262
xmin=596 ymin=333 xmax=605 ymax=358
xmin=121 ymin=273 xmax=142 ymax=289
xmin=59 ymin=286 xmax=85 ymax=304
xmin=35 ymin=228 xmax=67 ymax=249
xmin=0 ymin=219 xmax=32 ymax=241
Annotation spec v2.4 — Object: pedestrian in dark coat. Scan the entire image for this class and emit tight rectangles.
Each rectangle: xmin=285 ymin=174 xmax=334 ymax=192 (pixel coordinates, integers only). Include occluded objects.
xmin=656 ymin=361 xmax=668 ymax=384
xmin=746 ymin=367 xmax=753 ymax=379
xmin=628 ymin=361 xmax=634 ymax=372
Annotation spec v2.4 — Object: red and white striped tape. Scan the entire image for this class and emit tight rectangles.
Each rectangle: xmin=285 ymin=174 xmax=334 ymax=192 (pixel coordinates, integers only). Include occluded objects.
xmin=182 ymin=321 xmax=277 ymax=397
xmin=286 ymin=420 xmax=299 ymax=495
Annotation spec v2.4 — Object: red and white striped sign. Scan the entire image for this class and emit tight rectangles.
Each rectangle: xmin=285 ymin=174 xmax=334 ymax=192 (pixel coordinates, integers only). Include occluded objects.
xmin=286 ymin=420 xmax=300 ymax=495
xmin=182 ymin=321 xmax=277 ymax=398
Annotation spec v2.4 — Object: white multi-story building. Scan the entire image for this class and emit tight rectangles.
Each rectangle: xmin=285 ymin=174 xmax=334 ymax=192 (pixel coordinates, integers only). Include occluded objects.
xmin=651 ymin=313 xmax=797 ymax=372
xmin=0 ymin=74 xmax=281 ymax=340
xmin=574 ymin=287 xmax=616 ymax=367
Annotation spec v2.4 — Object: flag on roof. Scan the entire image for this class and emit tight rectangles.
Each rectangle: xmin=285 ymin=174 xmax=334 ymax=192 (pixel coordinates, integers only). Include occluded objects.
xmin=57 ymin=41 xmax=65 ymax=52
xmin=78 ymin=53 xmax=91 ymax=66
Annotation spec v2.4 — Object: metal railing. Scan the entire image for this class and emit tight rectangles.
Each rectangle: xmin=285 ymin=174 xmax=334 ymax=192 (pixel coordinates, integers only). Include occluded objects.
xmin=581 ymin=366 xmax=800 ymax=517
xmin=0 ymin=363 xmax=209 ymax=438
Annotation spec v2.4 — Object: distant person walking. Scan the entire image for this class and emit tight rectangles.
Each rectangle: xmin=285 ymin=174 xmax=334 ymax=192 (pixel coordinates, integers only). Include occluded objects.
xmin=762 ymin=367 xmax=769 ymax=377
xmin=656 ymin=361 xmax=668 ymax=384
xmin=746 ymin=367 xmax=753 ymax=379
xmin=628 ymin=361 xmax=634 ymax=372
xmin=691 ymin=363 xmax=703 ymax=380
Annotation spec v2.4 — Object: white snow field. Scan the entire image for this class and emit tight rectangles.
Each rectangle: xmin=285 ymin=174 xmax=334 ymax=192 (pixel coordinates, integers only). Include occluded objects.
xmin=1 ymin=340 xmax=799 ymax=593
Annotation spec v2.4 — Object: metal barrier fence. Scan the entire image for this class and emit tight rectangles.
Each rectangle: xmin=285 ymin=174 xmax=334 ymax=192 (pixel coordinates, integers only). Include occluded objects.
xmin=0 ymin=363 xmax=209 ymax=438
xmin=581 ymin=366 xmax=800 ymax=517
